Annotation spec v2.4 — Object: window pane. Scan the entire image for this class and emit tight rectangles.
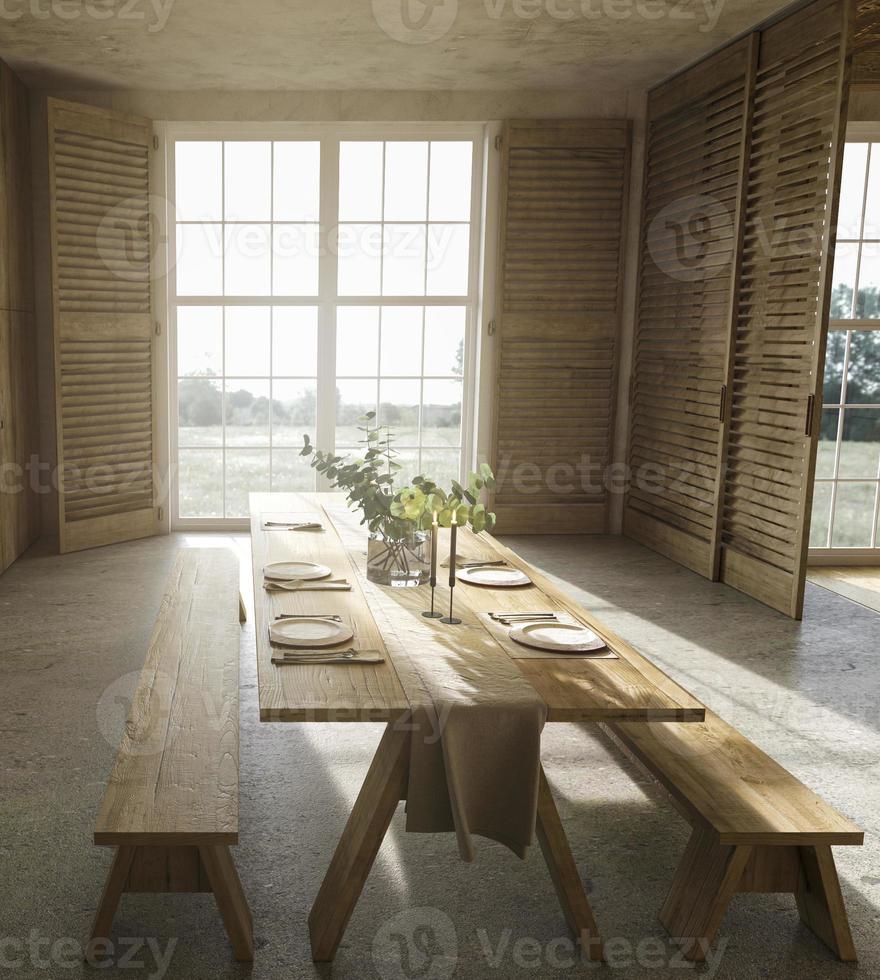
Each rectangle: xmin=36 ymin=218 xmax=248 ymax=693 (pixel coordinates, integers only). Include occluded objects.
xmin=829 ymin=243 xmax=857 ymax=320
xmin=816 ymin=409 xmax=839 ymax=478
xmin=863 ymin=144 xmax=880 ymax=237
xmin=382 ymin=224 xmax=426 ymax=296
xmin=429 ymin=142 xmax=472 ymax=221
xmin=421 ymin=447 xmax=461 ymax=486
xmin=225 ymin=380 xmax=270 ymax=445
xmin=273 ymin=306 xmax=317 ymax=376
xmin=836 ymin=142 xmax=869 ymax=239
xmin=225 ymin=449 xmax=270 ymax=518
xmin=274 ymin=142 xmax=320 ymax=221
xmin=338 ymin=224 xmax=382 ymax=295
xmin=225 ymin=307 xmax=270 ymax=376
xmin=391 ymin=447 xmax=420 ymax=487
xmin=380 ymin=306 xmax=423 ymax=376
xmin=839 ymin=409 xmax=880 ymax=477
xmin=426 ymin=224 xmax=469 ymax=295
xmin=379 ymin=379 xmax=420 ymax=443
xmin=271 ymin=449 xmax=315 ymax=492
xmin=384 ymin=141 xmax=428 ymax=221
xmin=272 ymin=380 xmax=316 ymax=446
xmin=422 ymin=379 xmax=461 ymax=446
xmin=823 ymin=331 xmax=846 ymax=403
xmin=224 ymin=142 xmax=271 ymax=221
xmin=177 ymin=306 xmax=222 ymax=377
xmin=176 ymin=223 xmax=222 ymax=295
xmin=225 ymin=223 xmax=271 ymax=295
xmin=831 ymin=483 xmax=877 ymax=547
xmin=336 ymin=380 xmax=377 ymax=445
xmin=337 ymin=307 xmax=379 ymax=376
xmin=176 ymin=142 xmax=222 ymax=221
xmin=273 ymin=224 xmax=319 ymax=295
xmin=179 ymin=449 xmax=223 ymax=517
xmin=856 ymin=243 xmax=880 ymax=319
xmin=809 ymin=482 xmax=832 ymax=548
xmin=846 ymin=330 xmax=880 ymax=403
xmin=178 ymin=378 xmax=221 ymax=447
xmin=339 ymin=142 xmax=383 ymax=221
xmin=424 ymin=306 xmax=465 ymax=376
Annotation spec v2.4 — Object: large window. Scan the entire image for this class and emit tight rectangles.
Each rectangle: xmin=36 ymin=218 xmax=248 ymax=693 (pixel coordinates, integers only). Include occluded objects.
xmin=811 ymin=135 xmax=880 ymax=552
xmin=168 ymin=128 xmax=483 ymax=525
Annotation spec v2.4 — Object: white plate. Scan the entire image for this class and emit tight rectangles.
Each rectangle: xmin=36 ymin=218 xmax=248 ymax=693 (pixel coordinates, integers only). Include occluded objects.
xmin=263 ymin=560 xmax=332 ymax=582
xmin=456 ymin=565 xmax=531 ymax=587
xmin=509 ymin=621 xmax=607 ymax=653
xmin=269 ymin=618 xmax=354 ymax=648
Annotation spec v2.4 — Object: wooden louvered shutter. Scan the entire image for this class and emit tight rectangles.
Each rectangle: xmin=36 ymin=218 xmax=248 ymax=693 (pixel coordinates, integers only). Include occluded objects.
xmin=625 ymin=39 xmax=756 ymax=578
xmin=48 ymin=99 xmax=159 ymax=554
xmin=718 ymin=0 xmax=853 ymax=617
xmin=854 ymin=0 xmax=880 ymax=84
xmin=491 ymin=120 xmax=630 ymax=532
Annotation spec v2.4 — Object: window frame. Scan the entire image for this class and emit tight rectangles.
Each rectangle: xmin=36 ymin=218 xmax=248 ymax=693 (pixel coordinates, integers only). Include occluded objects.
xmin=161 ymin=122 xmax=487 ymax=530
xmin=810 ymin=123 xmax=880 ymax=564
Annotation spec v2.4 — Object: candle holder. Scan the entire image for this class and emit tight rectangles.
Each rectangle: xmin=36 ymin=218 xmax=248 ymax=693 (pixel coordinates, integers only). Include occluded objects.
xmin=423 ymin=513 xmax=443 ymax=619
xmin=440 ymin=515 xmax=462 ymax=624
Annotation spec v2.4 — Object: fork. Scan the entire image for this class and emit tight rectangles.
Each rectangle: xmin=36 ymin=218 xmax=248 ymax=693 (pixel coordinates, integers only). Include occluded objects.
xmin=275 ymin=613 xmax=343 ymax=622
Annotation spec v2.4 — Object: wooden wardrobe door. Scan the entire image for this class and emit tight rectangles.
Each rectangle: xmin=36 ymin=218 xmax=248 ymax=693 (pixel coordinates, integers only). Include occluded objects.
xmin=491 ymin=120 xmax=630 ymax=533
xmin=48 ymin=99 xmax=159 ymax=554
xmin=624 ymin=39 xmax=755 ymax=578
xmin=718 ymin=0 xmax=854 ymax=617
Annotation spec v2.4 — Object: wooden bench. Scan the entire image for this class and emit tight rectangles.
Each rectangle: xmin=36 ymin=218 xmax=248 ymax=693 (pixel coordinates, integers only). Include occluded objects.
xmin=605 ymin=711 xmax=864 ymax=962
xmin=90 ymin=549 xmax=253 ymax=961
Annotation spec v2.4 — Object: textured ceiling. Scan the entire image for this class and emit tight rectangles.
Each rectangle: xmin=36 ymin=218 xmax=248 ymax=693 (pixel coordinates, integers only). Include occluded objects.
xmin=0 ymin=0 xmax=791 ymax=92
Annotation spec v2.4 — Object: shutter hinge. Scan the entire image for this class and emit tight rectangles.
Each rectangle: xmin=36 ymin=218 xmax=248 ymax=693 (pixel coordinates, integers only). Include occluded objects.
xmin=157 ymin=506 xmax=164 ymax=522
xmin=494 ymin=133 xmax=502 ymax=151
xmin=155 ymin=321 xmax=161 ymax=336
xmin=805 ymin=393 xmax=816 ymax=437
xmin=487 ymin=319 xmax=497 ymax=336
xmin=719 ymin=384 xmax=727 ymax=422
xmin=152 ymin=135 xmax=159 ymax=150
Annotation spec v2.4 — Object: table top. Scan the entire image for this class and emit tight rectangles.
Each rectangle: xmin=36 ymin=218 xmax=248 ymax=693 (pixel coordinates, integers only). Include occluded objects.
xmin=251 ymin=492 xmax=706 ymax=724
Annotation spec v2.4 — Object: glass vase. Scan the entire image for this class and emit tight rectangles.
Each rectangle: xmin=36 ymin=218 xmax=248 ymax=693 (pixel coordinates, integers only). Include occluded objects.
xmin=367 ymin=526 xmax=430 ymax=587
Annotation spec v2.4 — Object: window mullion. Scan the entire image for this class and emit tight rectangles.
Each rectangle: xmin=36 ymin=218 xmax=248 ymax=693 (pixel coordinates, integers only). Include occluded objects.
xmin=317 ymin=136 xmax=340 ymax=487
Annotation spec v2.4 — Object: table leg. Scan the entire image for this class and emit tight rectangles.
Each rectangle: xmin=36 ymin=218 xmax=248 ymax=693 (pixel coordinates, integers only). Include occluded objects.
xmin=308 ymin=723 xmax=410 ymax=962
xmin=536 ymin=768 xmax=605 ymax=962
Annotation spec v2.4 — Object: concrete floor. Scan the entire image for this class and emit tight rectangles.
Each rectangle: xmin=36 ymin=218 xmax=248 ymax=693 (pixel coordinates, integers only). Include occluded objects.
xmin=1 ymin=532 xmax=878 ymax=980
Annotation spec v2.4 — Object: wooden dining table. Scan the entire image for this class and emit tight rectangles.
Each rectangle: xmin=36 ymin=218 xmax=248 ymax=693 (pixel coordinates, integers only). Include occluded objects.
xmin=249 ymin=492 xmax=706 ymax=963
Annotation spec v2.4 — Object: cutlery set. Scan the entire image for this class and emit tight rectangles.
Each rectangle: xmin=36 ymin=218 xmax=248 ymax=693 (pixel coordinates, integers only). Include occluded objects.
xmin=263 ymin=521 xmax=324 ymax=530
xmin=264 ymin=578 xmax=352 ymax=592
xmin=490 ymin=611 xmax=559 ymax=625
xmin=270 ymin=648 xmax=384 ymax=665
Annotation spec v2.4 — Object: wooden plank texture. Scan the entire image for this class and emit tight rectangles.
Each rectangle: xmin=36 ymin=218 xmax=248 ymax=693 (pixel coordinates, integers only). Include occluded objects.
xmin=609 ymin=710 xmax=864 ymax=845
xmin=94 ymin=549 xmax=241 ymax=845
xmin=251 ymin=493 xmax=706 ymax=724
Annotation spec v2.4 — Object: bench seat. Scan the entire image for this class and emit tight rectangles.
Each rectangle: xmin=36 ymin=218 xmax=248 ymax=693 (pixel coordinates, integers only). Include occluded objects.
xmin=90 ymin=549 xmax=252 ymax=961
xmin=606 ymin=710 xmax=863 ymax=962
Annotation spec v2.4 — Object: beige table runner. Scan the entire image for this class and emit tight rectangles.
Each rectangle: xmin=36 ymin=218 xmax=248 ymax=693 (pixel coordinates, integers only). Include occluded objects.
xmin=323 ymin=501 xmax=548 ymax=863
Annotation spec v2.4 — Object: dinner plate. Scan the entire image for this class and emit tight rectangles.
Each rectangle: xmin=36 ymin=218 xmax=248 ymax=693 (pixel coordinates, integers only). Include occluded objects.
xmin=268 ymin=617 xmax=354 ymax=648
xmin=509 ymin=621 xmax=607 ymax=653
xmin=263 ymin=560 xmax=332 ymax=582
xmin=456 ymin=565 xmax=531 ymax=587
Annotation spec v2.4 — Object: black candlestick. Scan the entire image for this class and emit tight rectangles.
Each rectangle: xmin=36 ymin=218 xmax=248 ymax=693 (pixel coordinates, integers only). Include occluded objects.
xmin=440 ymin=517 xmax=462 ymax=624
xmin=422 ymin=516 xmax=442 ymax=618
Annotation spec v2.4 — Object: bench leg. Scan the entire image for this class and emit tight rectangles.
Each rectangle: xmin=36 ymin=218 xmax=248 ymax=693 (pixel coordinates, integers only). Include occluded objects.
xmin=662 ymin=831 xmax=857 ymax=963
xmin=536 ymin=769 xmax=604 ymax=962
xmin=308 ymin=723 xmax=409 ymax=962
xmin=88 ymin=846 xmax=137 ymax=948
xmin=796 ymin=845 xmax=856 ymax=962
xmin=199 ymin=845 xmax=254 ymax=962
xmin=659 ymin=826 xmax=752 ymax=961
